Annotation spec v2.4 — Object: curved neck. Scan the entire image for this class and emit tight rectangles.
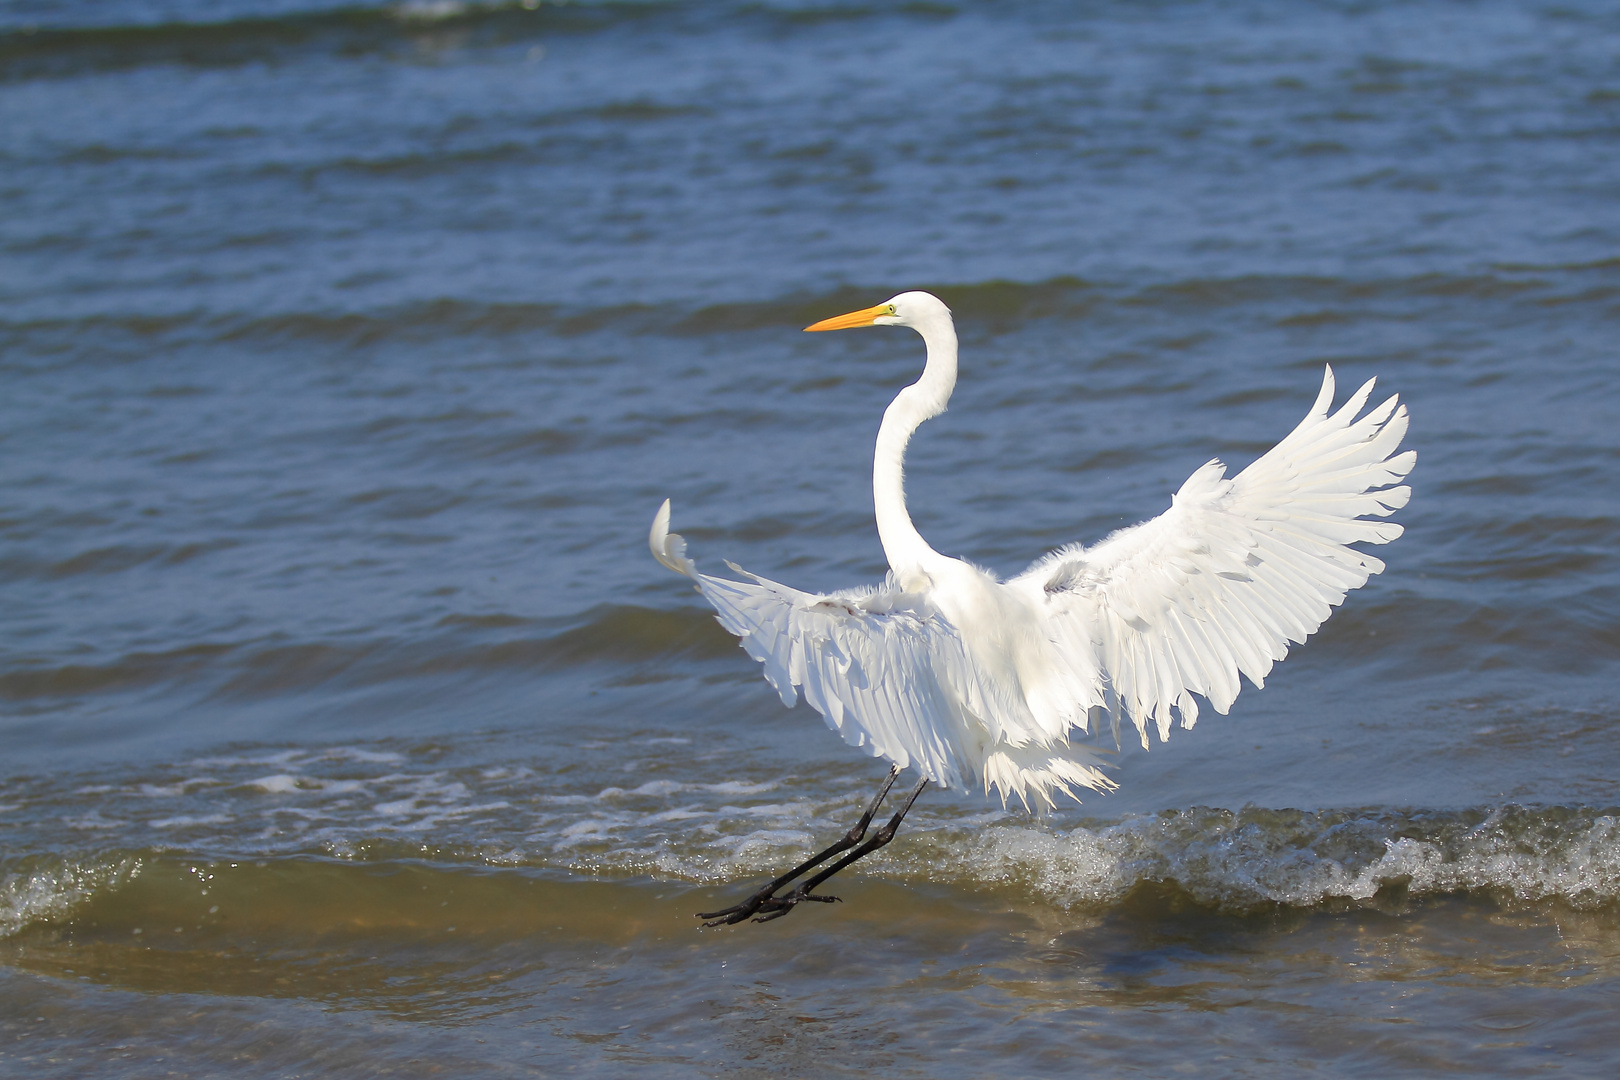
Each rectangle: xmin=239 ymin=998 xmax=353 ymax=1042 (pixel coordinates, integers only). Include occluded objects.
xmin=874 ymin=313 xmax=958 ymax=589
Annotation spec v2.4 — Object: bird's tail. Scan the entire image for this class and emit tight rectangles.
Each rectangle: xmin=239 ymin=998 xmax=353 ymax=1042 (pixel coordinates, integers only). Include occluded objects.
xmin=980 ymin=738 xmax=1117 ymax=811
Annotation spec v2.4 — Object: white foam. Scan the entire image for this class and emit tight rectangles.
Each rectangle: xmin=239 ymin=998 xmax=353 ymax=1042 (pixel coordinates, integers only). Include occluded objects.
xmin=623 ymin=780 xmax=686 ymax=798
xmin=595 ymin=780 xmax=692 ymax=799
xmin=728 ymin=829 xmax=817 ymax=858
xmin=247 ymin=774 xmax=304 ymax=793
xmin=317 ymin=748 xmax=404 ymax=765
xmin=647 ymin=807 xmax=710 ymax=823
xmin=432 ymin=800 xmax=511 ymax=819
xmin=139 ymin=778 xmax=220 ymax=797
xmin=189 ymin=750 xmax=303 ymax=768
xmin=321 ymin=779 xmax=367 ymax=794
xmin=395 ymin=0 xmax=467 ymax=22
xmin=557 ymin=818 xmax=624 ymax=845
xmin=62 ymin=812 xmax=123 ymax=831
xmin=480 ymin=847 xmax=530 ymax=864
xmin=732 ymin=801 xmax=817 ymax=820
xmin=1 ymin=857 xmax=141 ymax=939
xmin=701 ymin=780 xmax=781 ymax=796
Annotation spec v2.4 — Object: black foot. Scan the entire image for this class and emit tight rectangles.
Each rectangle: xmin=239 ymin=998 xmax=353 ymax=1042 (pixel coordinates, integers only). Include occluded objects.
xmin=696 ymin=767 xmax=928 ymax=927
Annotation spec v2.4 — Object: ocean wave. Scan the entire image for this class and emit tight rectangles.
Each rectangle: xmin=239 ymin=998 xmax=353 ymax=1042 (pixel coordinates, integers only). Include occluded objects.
xmin=4 ymin=266 xmax=1609 ymax=354
xmin=0 ymin=605 xmax=736 ymax=702
xmin=0 ymin=0 xmax=956 ymax=81
xmin=0 ymin=1 xmax=624 ymax=80
xmin=912 ymin=805 xmax=1620 ymax=912
xmin=4 ymin=804 xmax=1617 ymax=943
xmin=9 ymin=744 xmax=1620 ymax=926
xmin=532 ymin=799 xmax=1620 ymax=914
xmin=7 ymin=721 xmax=1619 ymax=935
xmin=2 ymin=582 xmax=1616 ymax=704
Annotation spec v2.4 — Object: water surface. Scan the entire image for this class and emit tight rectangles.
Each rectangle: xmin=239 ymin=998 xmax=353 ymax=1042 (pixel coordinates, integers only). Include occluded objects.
xmin=3 ymin=0 xmax=1619 ymax=1075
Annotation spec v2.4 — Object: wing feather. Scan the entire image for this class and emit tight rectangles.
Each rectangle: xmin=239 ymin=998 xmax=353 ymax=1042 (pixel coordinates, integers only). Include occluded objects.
xmin=1011 ymin=365 xmax=1413 ymax=748
xmin=650 ymin=499 xmax=971 ymax=786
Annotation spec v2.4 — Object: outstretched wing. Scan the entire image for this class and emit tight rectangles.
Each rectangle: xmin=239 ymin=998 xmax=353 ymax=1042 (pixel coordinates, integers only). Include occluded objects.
xmin=650 ymin=500 xmax=971 ymax=787
xmin=1011 ymin=366 xmax=1414 ymax=749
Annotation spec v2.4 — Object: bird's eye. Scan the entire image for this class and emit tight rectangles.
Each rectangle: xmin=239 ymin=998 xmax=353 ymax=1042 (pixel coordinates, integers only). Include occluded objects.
xmin=886 ymin=304 xmax=897 ymax=315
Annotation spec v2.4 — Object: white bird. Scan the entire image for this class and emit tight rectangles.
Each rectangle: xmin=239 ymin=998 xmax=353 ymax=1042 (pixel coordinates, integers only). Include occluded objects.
xmin=653 ymin=291 xmax=1413 ymax=924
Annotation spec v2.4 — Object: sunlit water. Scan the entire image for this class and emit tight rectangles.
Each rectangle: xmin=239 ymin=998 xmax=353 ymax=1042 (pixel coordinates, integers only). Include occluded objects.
xmin=3 ymin=0 xmax=1619 ymax=1075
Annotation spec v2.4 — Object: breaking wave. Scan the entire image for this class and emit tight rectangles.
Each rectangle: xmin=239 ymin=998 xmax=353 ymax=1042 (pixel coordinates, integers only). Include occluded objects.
xmin=1 ymin=855 xmax=143 ymax=939
xmin=914 ymin=804 xmax=1620 ymax=912
xmin=5 ymin=740 xmax=1616 ymax=941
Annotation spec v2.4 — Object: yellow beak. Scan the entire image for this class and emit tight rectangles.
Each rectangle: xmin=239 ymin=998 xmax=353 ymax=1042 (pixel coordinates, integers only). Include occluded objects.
xmin=804 ymin=303 xmax=890 ymax=332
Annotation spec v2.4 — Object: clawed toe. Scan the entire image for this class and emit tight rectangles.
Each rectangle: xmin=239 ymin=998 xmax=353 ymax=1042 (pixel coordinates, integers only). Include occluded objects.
xmin=749 ymin=888 xmax=839 ymax=923
xmin=696 ymin=887 xmax=839 ymax=926
xmin=696 ymin=908 xmax=747 ymax=927
xmin=697 ymin=898 xmax=770 ymax=926
xmin=700 ymin=913 xmax=747 ymax=928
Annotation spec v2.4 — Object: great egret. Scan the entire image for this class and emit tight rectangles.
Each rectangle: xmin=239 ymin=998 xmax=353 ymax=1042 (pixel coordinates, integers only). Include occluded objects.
xmin=652 ymin=291 xmax=1413 ymax=923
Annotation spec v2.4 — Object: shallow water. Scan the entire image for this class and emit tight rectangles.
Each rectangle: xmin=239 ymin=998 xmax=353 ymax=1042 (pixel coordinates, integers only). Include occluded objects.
xmin=3 ymin=0 xmax=1620 ymax=1075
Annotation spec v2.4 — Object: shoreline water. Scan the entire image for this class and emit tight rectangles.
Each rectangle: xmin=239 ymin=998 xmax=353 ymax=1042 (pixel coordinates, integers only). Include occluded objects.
xmin=5 ymin=0 xmax=1620 ymax=1074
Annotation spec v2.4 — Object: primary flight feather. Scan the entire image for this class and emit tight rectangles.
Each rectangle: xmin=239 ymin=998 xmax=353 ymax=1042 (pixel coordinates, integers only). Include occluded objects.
xmin=652 ymin=291 xmax=1413 ymax=812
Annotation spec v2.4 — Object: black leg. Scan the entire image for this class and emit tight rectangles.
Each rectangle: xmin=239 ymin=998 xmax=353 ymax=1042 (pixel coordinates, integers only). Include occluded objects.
xmin=751 ymin=776 xmax=928 ymax=923
xmin=697 ymin=765 xmax=905 ymax=927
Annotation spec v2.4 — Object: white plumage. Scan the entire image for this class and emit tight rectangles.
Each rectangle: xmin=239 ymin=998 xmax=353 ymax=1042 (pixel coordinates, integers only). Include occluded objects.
xmin=652 ymin=291 xmax=1413 ymax=809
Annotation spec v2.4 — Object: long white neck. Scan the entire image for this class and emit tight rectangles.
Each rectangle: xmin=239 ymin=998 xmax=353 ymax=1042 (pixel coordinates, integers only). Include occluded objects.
xmin=874 ymin=310 xmax=958 ymax=591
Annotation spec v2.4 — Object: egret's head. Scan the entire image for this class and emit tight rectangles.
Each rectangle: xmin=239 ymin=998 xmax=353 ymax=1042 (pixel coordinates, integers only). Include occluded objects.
xmin=805 ymin=291 xmax=951 ymax=332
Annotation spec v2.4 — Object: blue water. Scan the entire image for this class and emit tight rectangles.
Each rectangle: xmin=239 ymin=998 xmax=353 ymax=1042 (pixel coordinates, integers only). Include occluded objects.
xmin=3 ymin=1 xmax=1619 ymax=1076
